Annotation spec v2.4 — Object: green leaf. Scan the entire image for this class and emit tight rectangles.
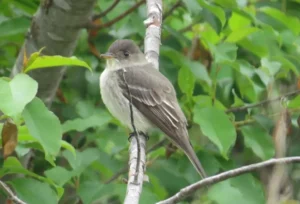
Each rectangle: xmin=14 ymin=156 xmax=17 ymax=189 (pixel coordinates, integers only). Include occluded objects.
xmin=0 ymin=74 xmax=37 ymax=117
xmin=241 ymin=125 xmax=274 ymax=160
xmin=63 ymin=148 xmax=100 ymax=176
xmin=22 ymin=98 xmax=62 ymax=160
xmin=260 ymin=7 xmax=300 ymax=35
xmin=188 ymin=60 xmax=212 ymax=87
xmin=226 ymin=27 xmax=259 ymax=43
xmin=0 ymin=17 xmax=31 ymax=37
xmin=260 ymin=58 xmax=281 ymax=76
xmin=231 ymin=90 xmax=244 ymax=107
xmin=60 ymin=140 xmax=76 ymax=157
xmin=45 ymin=166 xmax=73 ymax=186
xmin=198 ymin=0 xmax=226 ymax=28
xmin=193 ymin=95 xmax=226 ymax=110
xmin=78 ymin=181 xmax=105 ymax=204
xmin=0 ymin=157 xmax=64 ymax=198
xmin=24 ymin=55 xmax=92 ymax=73
xmin=178 ymin=66 xmax=195 ymax=97
xmin=208 ymin=175 xmax=265 ymax=204
xmin=234 ymin=69 xmax=257 ymax=102
xmin=209 ymin=42 xmax=238 ymax=64
xmin=9 ymin=178 xmax=58 ymax=204
xmin=288 ymin=95 xmax=300 ymax=109
xmin=228 ymin=11 xmax=252 ymax=30
xmin=193 ymin=107 xmax=236 ymax=157
xmin=182 ymin=0 xmax=202 ymax=15
xmin=62 ymin=111 xmax=111 ymax=133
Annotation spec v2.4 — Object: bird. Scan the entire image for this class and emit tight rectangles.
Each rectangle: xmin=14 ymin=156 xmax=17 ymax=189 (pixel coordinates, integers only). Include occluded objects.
xmin=99 ymin=39 xmax=207 ymax=178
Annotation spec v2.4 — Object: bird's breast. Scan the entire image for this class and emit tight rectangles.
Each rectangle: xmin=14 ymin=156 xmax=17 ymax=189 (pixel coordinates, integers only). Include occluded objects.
xmin=100 ymin=69 xmax=152 ymax=132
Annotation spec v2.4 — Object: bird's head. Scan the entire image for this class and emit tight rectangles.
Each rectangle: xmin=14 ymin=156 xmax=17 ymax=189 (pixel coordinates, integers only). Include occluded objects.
xmin=101 ymin=39 xmax=145 ymax=69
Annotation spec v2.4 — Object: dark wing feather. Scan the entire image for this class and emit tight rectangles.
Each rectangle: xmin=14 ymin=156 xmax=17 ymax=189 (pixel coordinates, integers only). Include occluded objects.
xmin=116 ymin=63 xmax=207 ymax=178
xmin=116 ymin=63 xmax=187 ymax=140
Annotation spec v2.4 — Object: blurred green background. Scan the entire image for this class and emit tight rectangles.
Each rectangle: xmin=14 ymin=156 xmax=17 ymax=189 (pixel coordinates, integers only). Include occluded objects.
xmin=1 ymin=0 xmax=300 ymax=203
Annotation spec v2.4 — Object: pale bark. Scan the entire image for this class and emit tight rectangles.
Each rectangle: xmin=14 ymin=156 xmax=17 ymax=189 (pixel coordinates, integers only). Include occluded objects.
xmin=124 ymin=0 xmax=163 ymax=203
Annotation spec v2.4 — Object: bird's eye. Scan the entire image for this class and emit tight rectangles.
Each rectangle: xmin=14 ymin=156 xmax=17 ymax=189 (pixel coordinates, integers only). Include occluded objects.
xmin=124 ymin=51 xmax=129 ymax=57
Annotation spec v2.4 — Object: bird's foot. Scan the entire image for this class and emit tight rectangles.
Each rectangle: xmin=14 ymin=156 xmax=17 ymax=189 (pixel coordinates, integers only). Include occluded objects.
xmin=128 ymin=131 xmax=149 ymax=141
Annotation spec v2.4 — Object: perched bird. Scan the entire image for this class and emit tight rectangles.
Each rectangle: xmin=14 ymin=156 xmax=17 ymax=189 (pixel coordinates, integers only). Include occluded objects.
xmin=100 ymin=39 xmax=206 ymax=178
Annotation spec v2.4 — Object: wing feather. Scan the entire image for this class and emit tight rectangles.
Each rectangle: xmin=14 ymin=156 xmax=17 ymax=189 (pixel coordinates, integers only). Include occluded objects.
xmin=116 ymin=64 xmax=186 ymax=138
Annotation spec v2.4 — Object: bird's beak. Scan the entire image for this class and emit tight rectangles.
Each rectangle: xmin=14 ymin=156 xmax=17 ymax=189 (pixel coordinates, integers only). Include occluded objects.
xmin=100 ymin=53 xmax=114 ymax=59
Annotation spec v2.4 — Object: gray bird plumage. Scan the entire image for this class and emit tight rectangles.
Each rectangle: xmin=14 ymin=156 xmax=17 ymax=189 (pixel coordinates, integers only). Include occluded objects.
xmin=100 ymin=39 xmax=207 ymax=178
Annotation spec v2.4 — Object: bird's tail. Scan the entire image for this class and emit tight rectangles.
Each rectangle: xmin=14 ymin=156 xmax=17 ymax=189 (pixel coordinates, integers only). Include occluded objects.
xmin=183 ymin=142 xmax=207 ymax=179
xmin=173 ymin=129 xmax=207 ymax=178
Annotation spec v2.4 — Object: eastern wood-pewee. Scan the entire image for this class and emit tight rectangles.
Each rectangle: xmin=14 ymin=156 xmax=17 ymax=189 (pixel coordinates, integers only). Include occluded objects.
xmin=100 ymin=39 xmax=206 ymax=178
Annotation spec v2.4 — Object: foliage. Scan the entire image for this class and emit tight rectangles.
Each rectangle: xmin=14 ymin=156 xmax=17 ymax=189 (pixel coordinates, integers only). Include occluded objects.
xmin=1 ymin=0 xmax=300 ymax=203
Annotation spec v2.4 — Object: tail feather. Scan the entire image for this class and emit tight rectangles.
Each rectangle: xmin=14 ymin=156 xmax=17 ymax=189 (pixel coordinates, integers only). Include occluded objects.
xmin=184 ymin=143 xmax=207 ymax=178
xmin=171 ymin=131 xmax=207 ymax=178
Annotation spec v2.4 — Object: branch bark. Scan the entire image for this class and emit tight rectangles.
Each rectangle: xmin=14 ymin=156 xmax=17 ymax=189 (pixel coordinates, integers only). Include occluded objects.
xmin=0 ymin=180 xmax=27 ymax=204
xmin=226 ymin=89 xmax=300 ymax=113
xmin=92 ymin=0 xmax=120 ymax=20
xmin=89 ymin=0 xmax=145 ymax=29
xmin=124 ymin=0 xmax=163 ymax=203
xmin=144 ymin=0 xmax=163 ymax=70
xmin=10 ymin=0 xmax=96 ymax=107
xmin=124 ymin=136 xmax=147 ymax=204
xmin=157 ymin=157 xmax=300 ymax=204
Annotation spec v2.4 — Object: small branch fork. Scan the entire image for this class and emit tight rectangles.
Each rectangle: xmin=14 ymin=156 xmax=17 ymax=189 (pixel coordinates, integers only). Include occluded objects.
xmin=0 ymin=180 xmax=27 ymax=204
xmin=88 ymin=0 xmax=145 ymax=29
xmin=226 ymin=89 xmax=300 ymax=113
xmin=157 ymin=157 xmax=300 ymax=204
xmin=92 ymin=0 xmax=120 ymax=20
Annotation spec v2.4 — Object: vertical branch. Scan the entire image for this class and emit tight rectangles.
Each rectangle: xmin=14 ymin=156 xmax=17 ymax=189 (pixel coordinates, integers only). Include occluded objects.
xmin=267 ymin=109 xmax=292 ymax=204
xmin=124 ymin=136 xmax=147 ymax=204
xmin=124 ymin=0 xmax=163 ymax=203
xmin=144 ymin=0 xmax=163 ymax=69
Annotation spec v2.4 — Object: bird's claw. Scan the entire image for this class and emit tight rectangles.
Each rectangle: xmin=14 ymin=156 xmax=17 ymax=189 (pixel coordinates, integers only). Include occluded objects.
xmin=128 ymin=131 xmax=149 ymax=141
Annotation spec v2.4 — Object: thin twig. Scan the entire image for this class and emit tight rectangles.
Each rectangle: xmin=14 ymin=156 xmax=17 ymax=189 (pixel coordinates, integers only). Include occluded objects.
xmin=105 ymin=138 xmax=167 ymax=184
xmin=0 ymin=180 xmax=27 ymax=204
xmin=226 ymin=89 xmax=300 ymax=113
xmin=157 ymin=157 xmax=300 ymax=204
xmin=163 ymin=0 xmax=182 ymax=20
xmin=92 ymin=0 xmax=120 ymax=20
xmin=179 ymin=20 xmax=201 ymax=33
xmin=89 ymin=0 xmax=145 ymax=29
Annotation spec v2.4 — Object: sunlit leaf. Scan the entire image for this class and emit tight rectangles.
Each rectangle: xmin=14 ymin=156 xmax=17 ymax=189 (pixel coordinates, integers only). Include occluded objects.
xmin=0 ymin=74 xmax=37 ymax=117
xmin=24 ymin=55 xmax=92 ymax=73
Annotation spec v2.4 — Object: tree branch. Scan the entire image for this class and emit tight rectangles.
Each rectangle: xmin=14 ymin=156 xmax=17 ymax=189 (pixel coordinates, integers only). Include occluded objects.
xmin=124 ymin=0 xmax=163 ymax=203
xmin=10 ymin=0 xmax=96 ymax=107
xmin=144 ymin=0 xmax=163 ymax=69
xmin=105 ymin=138 xmax=167 ymax=184
xmin=92 ymin=0 xmax=120 ymax=20
xmin=89 ymin=0 xmax=145 ymax=29
xmin=163 ymin=0 xmax=182 ymax=20
xmin=0 ymin=180 xmax=27 ymax=204
xmin=226 ymin=89 xmax=300 ymax=113
xmin=156 ymin=157 xmax=300 ymax=204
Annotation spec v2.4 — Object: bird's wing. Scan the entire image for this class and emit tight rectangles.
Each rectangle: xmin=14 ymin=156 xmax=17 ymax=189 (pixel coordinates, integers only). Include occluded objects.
xmin=116 ymin=63 xmax=188 ymax=141
xmin=116 ymin=64 xmax=207 ymax=178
